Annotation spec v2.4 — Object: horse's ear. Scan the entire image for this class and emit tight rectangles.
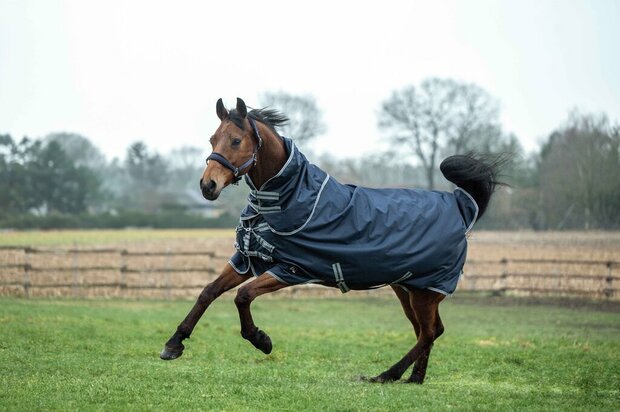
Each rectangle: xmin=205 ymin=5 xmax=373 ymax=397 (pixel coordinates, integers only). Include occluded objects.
xmin=216 ymin=98 xmax=228 ymax=120
xmin=236 ymin=98 xmax=247 ymax=118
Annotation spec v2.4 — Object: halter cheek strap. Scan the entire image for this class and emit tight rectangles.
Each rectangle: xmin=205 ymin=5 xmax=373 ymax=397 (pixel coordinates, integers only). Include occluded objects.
xmin=206 ymin=118 xmax=263 ymax=184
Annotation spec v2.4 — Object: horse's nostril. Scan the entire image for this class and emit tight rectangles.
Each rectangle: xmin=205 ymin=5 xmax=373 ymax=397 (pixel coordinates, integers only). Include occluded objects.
xmin=201 ymin=179 xmax=217 ymax=194
xmin=200 ymin=178 xmax=216 ymax=193
xmin=206 ymin=180 xmax=217 ymax=192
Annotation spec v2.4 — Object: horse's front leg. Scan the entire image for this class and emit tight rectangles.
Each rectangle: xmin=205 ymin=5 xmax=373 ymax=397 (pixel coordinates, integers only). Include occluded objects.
xmin=160 ymin=263 xmax=251 ymax=360
xmin=234 ymin=273 xmax=288 ymax=354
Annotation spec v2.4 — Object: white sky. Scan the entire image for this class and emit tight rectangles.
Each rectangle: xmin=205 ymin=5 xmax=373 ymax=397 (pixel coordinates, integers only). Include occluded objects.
xmin=1 ymin=0 xmax=619 ymax=161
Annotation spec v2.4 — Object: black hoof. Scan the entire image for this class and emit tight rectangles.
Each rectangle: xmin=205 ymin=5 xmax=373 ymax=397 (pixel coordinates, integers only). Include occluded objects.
xmin=405 ymin=375 xmax=424 ymax=384
xmin=406 ymin=365 xmax=426 ymax=384
xmin=160 ymin=343 xmax=184 ymax=360
xmin=253 ymin=329 xmax=273 ymax=354
xmin=243 ymin=329 xmax=272 ymax=354
xmin=361 ymin=372 xmax=398 ymax=384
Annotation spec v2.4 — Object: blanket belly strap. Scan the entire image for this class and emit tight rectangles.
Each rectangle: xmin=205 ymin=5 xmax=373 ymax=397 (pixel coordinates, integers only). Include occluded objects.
xmin=332 ymin=262 xmax=350 ymax=293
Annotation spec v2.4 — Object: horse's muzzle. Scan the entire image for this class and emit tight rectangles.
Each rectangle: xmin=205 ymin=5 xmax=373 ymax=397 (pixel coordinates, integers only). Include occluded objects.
xmin=200 ymin=178 xmax=219 ymax=200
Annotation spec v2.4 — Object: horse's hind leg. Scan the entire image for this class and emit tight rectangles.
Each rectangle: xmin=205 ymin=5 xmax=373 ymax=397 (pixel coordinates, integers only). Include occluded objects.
xmin=391 ymin=285 xmax=433 ymax=383
xmin=234 ymin=273 xmax=288 ymax=354
xmin=391 ymin=285 xmax=420 ymax=336
xmin=160 ymin=263 xmax=251 ymax=360
xmin=368 ymin=288 xmax=444 ymax=383
xmin=407 ymin=306 xmax=444 ymax=384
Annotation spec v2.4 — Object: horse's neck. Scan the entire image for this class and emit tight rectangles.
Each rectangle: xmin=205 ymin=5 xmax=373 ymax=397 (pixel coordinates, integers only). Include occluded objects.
xmin=248 ymin=123 xmax=287 ymax=189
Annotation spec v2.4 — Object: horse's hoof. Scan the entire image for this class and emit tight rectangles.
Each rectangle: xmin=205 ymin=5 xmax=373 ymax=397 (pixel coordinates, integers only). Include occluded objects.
xmin=160 ymin=344 xmax=184 ymax=360
xmin=243 ymin=329 xmax=272 ymax=354
xmin=406 ymin=367 xmax=425 ymax=384
xmin=361 ymin=372 xmax=397 ymax=384
xmin=253 ymin=329 xmax=272 ymax=354
xmin=405 ymin=375 xmax=424 ymax=384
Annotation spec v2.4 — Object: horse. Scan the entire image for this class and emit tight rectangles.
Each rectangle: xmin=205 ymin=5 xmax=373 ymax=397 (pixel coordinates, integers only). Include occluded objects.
xmin=160 ymin=97 xmax=503 ymax=384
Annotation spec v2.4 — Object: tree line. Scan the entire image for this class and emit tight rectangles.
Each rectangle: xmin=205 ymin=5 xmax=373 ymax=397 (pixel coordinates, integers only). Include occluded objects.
xmin=1 ymin=82 xmax=619 ymax=229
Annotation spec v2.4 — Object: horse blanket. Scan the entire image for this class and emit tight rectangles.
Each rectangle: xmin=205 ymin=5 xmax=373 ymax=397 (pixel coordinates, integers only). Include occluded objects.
xmin=229 ymin=137 xmax=479 ymax=295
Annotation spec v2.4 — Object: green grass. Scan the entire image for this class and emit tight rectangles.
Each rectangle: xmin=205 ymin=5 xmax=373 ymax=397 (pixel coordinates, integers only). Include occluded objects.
xmin=0 ymin=229 xmax=235 ymax=247
xmin=1 ymin=296 xmax=618 ymax=411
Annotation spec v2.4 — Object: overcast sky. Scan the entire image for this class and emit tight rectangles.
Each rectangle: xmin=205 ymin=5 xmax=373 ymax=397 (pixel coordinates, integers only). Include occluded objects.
xmin=1 ymin=0 xmax=618 ymax=161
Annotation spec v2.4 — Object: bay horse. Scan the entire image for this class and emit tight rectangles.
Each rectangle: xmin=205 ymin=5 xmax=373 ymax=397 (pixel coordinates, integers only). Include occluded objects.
xmin=160 ymin=98 xmax=503 ymax=384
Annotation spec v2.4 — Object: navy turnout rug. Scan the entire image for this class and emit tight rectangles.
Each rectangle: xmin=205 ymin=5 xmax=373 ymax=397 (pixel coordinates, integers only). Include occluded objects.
xmin=229 ymin=137 xmax=478 ymax=295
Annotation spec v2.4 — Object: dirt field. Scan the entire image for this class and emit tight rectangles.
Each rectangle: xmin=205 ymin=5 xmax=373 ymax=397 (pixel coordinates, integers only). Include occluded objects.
xmin=1 ymin=230 xmax=619 ymax=299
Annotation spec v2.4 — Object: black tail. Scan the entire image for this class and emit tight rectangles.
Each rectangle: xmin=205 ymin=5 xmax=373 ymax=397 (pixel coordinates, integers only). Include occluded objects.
xmin=440 ymin=153 xmax=508 ymax=219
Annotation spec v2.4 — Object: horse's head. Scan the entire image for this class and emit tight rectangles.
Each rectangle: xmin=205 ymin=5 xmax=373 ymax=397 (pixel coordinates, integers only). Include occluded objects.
xmin=200 ymin=98 xmax=260 ymax=200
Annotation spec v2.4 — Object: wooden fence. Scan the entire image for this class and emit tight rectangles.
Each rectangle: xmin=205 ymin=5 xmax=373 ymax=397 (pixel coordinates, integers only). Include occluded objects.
xmin=460 ymin=258 xmax=619 ymax=299
xmin=0 ymin=246 xmax=225 ymax=299
xmin=0 ymin=246 xmax=619 ymax=299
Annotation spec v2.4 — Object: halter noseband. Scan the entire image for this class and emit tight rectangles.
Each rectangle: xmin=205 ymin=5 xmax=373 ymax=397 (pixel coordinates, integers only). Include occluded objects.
xmin=206 ymin=118 xmax=263 ymax=185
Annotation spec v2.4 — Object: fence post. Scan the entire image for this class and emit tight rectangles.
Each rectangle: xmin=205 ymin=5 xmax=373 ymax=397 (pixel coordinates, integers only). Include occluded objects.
xmin=496 ymin=258 xmax=508 ymax=296
xmin=605 ymin=261 xmax=613 ymax=300
xmin=165 ymin=247 xmax=171 ymax=300
xmin=555 ymin=260 xmax=562 ymax=295
xmin=72 ymin=242 xmax=79 ymax=298
xmin=23 ymin=247 xmax=31 ymax=298
xmin=120 ymin=250 xmax=127 ymax=298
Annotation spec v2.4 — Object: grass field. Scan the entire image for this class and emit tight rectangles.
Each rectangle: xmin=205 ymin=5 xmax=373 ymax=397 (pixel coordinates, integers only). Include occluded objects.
xmin=1 ymin=295 xmax=618 ymax=411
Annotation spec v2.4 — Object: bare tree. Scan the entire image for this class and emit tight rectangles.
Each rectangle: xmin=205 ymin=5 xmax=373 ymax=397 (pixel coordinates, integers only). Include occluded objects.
xmin=447 ymin=82 xmax=499 ymax=154
xmin=539 ymin=111 xmax=620 ymax=229
xmin=379 ymin=78 xmax=501 ymax=189
xmin=259 ymin=91 xmax=326 ymax=147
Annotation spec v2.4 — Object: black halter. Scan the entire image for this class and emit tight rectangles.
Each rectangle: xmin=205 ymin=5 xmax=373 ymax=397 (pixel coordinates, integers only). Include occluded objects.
xmin=206 ymin=118 xmax=263 ymax=185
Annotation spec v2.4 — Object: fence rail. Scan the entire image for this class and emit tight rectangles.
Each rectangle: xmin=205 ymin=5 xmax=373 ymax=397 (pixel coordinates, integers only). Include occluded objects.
xmin=460 ymin=257 xmax=619 ymax=299
xmin=467 ymin=258 xmax=619 ymax=267
xmin=0 ymin=264 xmax=218 ymax=273
xmin=0 ymin=246 xmax=619 ymax=299
xmin=0 ymin=245 xmax=215 ymax=256
xmin=0 ymin=245 xmax=226 ymax=298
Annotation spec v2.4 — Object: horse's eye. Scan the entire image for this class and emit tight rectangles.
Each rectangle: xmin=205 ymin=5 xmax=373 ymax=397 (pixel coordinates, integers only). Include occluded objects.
xmin=231 ymin=138 xmax=241 ymax=147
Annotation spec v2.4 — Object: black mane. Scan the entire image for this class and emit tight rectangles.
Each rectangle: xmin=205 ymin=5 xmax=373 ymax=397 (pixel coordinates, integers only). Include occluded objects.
xmin=229 ymin=107 xmax=289 ymax=136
